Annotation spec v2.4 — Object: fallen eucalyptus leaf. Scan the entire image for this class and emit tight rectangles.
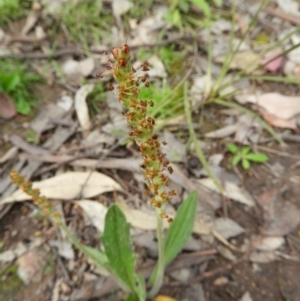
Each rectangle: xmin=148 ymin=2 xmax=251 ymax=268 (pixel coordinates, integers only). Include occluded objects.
xmin=213 ymin=218 xmax=245 ymax=239
xmin=76 ymin=200 xmax=108 ymax=233
xmin=75 ymin=84 xmax=94 ymax=130
xmin=1 ymin=172 xmax=122 ymax=204
xmin=255 ymin=236 xmax=285 ymax=251
xmin=198 ymin=178 xmax=255 ymax=206
xmin=243 ymin=93 xmax=300 ymax=120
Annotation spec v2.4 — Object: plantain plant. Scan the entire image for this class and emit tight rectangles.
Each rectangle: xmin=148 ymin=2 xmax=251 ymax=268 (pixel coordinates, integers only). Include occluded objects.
xmin=11 ymin=44 xmax=198 ymax=301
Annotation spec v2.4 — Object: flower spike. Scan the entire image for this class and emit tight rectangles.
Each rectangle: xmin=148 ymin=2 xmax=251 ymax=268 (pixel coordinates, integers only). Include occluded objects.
xmin=112 ymin=44 xmax=175 ymax=221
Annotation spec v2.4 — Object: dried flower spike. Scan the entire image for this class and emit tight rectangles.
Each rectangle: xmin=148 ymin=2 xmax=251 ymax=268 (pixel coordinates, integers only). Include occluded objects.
xmin=10 ymin=170 xmax=61 ymax=226
xmin=112 ymin=44 xmax=175 ymax=221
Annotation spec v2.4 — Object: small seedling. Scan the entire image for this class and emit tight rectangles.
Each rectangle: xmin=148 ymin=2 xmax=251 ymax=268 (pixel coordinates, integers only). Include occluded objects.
xmin=0 ymin=0 xmax=30 ymax=25
xmin=59 ymin=0 xmax=113 ymax=47
xmin=227 ymin=143 xmax=268 ymax=170
xmin=26 ymin=129 xmax=40 ymax=144
xmin=0 ymin=60 xmax=42 ymax=115
xmin=164 ymin=0 xmax=215 ymax=31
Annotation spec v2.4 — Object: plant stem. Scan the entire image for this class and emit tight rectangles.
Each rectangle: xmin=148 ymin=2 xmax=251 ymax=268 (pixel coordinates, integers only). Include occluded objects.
xmin=148 ymin=210 xmax=165 ymax=298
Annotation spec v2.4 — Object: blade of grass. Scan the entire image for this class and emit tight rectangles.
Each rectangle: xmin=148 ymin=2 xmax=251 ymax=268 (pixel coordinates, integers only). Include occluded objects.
xmin=149 ymin=67 xmax=192 ymax=117
xmin=218 ymin=27 xmax=300 ymax=90
xmin=183 ymin=82 xmax=224 ymax=193
xmin=246 ymin=75 xmax=300 ymax=84
xmin=212 ymin=0 xmax=269 ymax=96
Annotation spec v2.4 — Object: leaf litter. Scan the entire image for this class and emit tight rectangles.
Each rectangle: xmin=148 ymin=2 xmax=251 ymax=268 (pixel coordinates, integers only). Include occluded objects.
xmin=1 ymin=0 xmax=300 ymax=300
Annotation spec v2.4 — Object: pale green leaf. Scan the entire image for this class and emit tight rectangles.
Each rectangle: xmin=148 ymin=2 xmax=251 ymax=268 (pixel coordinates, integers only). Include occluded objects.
xmin=189 ymin=0 xmax=211 ymax=17
xmin=232 ymin=154 xmax=241 ymax=166
xmin=241 ymin=146 xmax=251 ymax=155
xmin=246 ymin=153 xmax=268 ymax=163
xmin=242 ymin=158 xmax=250 ymax=169
xmin=227 ymin=143 xmax=238 ymax=154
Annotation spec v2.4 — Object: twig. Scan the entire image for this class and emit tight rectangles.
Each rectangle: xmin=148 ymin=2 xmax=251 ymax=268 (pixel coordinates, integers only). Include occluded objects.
xmin=265 ymin=7 xmax=300 ymax=25
xmin=50 ymin=245 xmax=73 ymax=285
xmin=192 ymin=254 xmax=246 ymax=282
xmin=4 ymin=35 xmax=47 ymax=46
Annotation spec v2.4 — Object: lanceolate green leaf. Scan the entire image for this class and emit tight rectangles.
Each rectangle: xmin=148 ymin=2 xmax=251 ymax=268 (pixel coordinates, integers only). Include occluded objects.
xmin=102 ymin=204 xmax=137 ymax=294
xmin=242 ymin=158 xmax=250 ymax=169
xmin=241 ymin=146 xmax=250 ymax=155
xmin=149 ymin=191 xmax=197 ymax=285
xmin=246 ymin=153 xmax=268 ymax=162
xmin=232 ymin=154 xmax=241 ymax=166
xmin=165 ymin=190 xmax=198 ymax=265
xmin=227 ymin=143 xmax=238 ymax=154
xmin=189 ymin=0 xmax=211 ymax=17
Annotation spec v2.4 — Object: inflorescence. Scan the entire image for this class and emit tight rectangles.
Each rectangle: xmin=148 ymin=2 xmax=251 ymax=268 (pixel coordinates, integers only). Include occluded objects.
xmin=110 ymin=44 xmax=176 ymax=222
xmin=10 ymin=171 xmax=61 ymax=226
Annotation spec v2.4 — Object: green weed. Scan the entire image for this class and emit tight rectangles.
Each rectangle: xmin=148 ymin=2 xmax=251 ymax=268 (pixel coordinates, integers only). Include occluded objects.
xmin=164 ymin=0 xmax=218 ymax=31
xmin=227 ymin=143 xmax=268 ymax=170
xmin=195 ymin=0 xmax=300 ymax=146
xmin=0 ymin=60 xmax=42 ymax=115
xmin=128 ymin=0 xmax=154 ymax=19
xmin=26 ymin=129 xmax=40 ymax=144
xmin=137 ymin=46 xmax=186 ymax=121
xmin=86 ymin=82 xmax=106 ymax=117
xmin=0 ymin=0 xmax=31 ymax=25
xmin=59 ymin=0 xmax=113 ymax=47
xmin=139 ymin=81 xmax=183 ymax=120
xmin=158 ymin=45 xmax=186 ymax=74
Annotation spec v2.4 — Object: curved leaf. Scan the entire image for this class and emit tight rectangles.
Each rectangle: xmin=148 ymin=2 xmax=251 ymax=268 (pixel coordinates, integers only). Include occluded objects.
xmin=102 ymin=204 xmax=137 ymax=294
xmin=246 ymin=153 xmax=268 ymax=162
xmin=227 ymin=143 xmax=238 ymax=154
xmin=242 ymin=158 xmax=250 ymax=169
xmin=164 ymin=190 xmax=198 ymax=265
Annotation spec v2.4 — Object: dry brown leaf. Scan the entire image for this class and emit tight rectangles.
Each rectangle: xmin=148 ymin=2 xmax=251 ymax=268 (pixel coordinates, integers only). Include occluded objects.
xmin=249 ymin=250 xmax=278 ymax=263
xmin=75 ymin=84 xmax=94 ymax=131
xmin=255 ymin=236 xmax=285 ymax=251
xmin=75 ymin=200 xmax=107 ymax=232
xmin=240 ymin=291 xmax=254 ymax=301
xmin=213 ymin=218 xmax=245 ymax=239
xmin=1 ymin=172 xmax=122 ymax=204
xmin=78 ymin=57 xmax=95 ymax=77
xmin=0 ymin=92 xmax=16 ymax=119
xmin=244 ymin=93 xmax=300 ymax=120
xmin=215 ymin=51 xmax=261 ymax=73
xmin=112 ymin=0 xmax=133 ymax=17
xmin=198 ymin=178 xmax=255 ymax=207
xmin=257 ymin=187 xmax=300 ymax=236
xmin=259 ymin=108 xmax=297 ymax=129
xmin=116 ymin=198 xmax=211 ymax=235
xmin=21 ymin=11 xmax=39 ymax=35
xmin=17 ymin=247 xmax=48 ymax=285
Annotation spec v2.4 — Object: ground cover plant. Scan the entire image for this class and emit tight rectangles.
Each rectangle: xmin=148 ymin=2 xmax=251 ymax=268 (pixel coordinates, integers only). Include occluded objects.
xmin=1 ymin=0 xmax=300 ymax=300
xmin=10 ymin=44 xmax=198 ymax=301
xmin=0 ymin=60 xmax=42 ymax=115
